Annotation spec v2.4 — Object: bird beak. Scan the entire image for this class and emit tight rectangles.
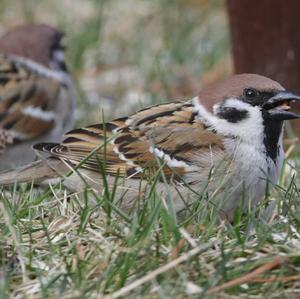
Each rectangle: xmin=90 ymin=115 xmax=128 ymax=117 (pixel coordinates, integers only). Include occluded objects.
xmin=263 ymin=90 xmax=300 ymax=120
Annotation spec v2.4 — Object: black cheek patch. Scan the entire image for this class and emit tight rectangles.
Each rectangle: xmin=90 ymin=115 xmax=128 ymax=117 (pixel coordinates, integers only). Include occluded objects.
xmin=217 ymin=107 xmax=249 ymax=123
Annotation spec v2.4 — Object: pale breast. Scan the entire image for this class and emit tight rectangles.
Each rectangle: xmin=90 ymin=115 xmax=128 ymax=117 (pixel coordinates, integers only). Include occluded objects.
xmin=218 ymin=137 xmax=283 ymax=217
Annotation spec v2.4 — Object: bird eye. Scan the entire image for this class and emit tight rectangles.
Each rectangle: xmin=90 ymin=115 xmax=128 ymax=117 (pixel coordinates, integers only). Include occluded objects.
xmin=244 ymin=88 xmax=258 ymax=98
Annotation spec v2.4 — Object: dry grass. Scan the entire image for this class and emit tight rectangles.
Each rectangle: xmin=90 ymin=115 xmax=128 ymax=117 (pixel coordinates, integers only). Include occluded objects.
xmin=1 ymin=159 xmax=300 ymax=298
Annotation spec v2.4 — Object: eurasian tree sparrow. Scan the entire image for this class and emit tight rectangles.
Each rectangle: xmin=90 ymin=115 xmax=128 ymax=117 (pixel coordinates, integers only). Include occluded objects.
xmin=1 ymin=74 xmax=299 ymax=220
xmin=0 ymin=24 xmax=76 ymax=170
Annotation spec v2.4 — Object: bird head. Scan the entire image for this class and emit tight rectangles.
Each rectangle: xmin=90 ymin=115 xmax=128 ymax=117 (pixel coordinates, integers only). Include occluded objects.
xmin=194 ymin=74 xmax=300 ymax=143
xmin=0 ymin=24 xmax=66 ymax=71
xmin=197 ymin=73 xmax=300 ymax=121
xmin=194 ymin=74 xmax=300 ymax=133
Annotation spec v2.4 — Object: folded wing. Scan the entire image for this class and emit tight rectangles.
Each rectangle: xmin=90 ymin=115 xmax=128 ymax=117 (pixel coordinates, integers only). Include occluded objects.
xmin=0 ymin=54 xmax=60 ymax=152
xmin=34 ymin=101 xmax=224 ymax=181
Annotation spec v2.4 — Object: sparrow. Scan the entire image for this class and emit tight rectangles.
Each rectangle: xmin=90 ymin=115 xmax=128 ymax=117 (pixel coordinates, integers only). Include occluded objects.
xmin=0 ymin=24 xmax=76 ymax=170
xmin=1 ymin=74 xmax=299 ymax=220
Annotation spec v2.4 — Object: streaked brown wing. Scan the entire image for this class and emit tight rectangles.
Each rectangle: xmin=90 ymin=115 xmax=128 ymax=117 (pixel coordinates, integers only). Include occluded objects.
xmin=34 ymin=121 xmax=129 ymax=176
xmin=0 ymin=54 xmax=60 ymax=148
xmin=34 ymin=101 xmax=224 ymax=180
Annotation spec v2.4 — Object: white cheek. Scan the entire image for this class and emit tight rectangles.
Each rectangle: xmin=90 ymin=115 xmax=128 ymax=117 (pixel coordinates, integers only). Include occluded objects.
xmin=53 ymin=49 xmax=65 ymax=63
xmin=192 ymin=96 xmax=265 ymax=144
xmin=23 ymin=106 xmax=56 ymax=121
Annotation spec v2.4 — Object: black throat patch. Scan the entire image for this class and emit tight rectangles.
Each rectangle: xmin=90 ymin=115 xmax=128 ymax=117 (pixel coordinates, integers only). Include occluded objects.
xmin=262 ymin=110 xmax=283 ymax=163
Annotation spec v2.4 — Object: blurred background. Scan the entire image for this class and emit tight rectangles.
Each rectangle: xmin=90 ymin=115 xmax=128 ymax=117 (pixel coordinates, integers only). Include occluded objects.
xmin=0 ymin=0 xmax=231 ymax=125
xmin=1 ymin=0 xmax=300 ymax=138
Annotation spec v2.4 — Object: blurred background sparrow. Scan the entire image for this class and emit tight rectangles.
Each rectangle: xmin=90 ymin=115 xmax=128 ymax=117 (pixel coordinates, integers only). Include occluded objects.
xmin=0 ymin=24 xmax=76 ymax=170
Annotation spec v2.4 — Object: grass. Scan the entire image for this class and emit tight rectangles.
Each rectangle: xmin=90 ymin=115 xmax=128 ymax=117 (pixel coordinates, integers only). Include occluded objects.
xmin=1 ymin=151 xmax=300 ymax=298
xmin=1 ymin=0 xmax=300 ymax=298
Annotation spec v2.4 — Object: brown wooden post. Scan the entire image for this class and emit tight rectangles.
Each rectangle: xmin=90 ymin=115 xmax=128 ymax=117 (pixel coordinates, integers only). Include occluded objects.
xmin=227 ymin=0 xmax=300 ymax=136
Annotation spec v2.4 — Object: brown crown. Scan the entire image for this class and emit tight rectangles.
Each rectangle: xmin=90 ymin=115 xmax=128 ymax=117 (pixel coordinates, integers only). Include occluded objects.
xmin=0 ymin=24 xmax=64 ymax=67
xmin=198 ymin=73 xmax=284 ymax=111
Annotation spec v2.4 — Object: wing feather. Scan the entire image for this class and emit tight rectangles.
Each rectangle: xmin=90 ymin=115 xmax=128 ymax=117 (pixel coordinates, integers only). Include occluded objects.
xmin=0 ymin=54 xmax=60 ymax=147
xmin=34 ymin=100 xmax=225 ymax=181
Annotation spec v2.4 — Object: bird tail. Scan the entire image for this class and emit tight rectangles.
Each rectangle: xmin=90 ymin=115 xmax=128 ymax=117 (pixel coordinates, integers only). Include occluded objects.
xmin=0 ymin=159 xmax=57 ymax=186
